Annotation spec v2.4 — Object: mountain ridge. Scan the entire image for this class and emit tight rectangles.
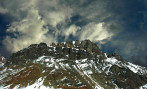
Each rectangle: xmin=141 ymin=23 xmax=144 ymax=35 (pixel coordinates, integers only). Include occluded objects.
xmin=0 ymin=40 xmax=147 ymax=89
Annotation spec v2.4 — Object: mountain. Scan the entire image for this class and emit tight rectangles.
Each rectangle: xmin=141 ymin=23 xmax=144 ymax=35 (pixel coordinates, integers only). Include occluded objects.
xmin=0 ymin=40 xmax=147 ymax=89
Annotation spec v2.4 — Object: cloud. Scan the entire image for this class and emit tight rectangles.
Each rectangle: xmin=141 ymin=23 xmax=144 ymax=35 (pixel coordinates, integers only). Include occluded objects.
xmin=1 ymin=0 xmax=122 ymax=54
xmin=36 ymin=0 xmax=73 ymax=27
xmin=1 ymin=0 xmax=75 ymax=53
xmin=41 ymin=8 xmax=73 ymax=27
xmin=0 ymin=6 xmax=8 ymax=14
xmin=79 ymin=22 xmax=121 ymax=44
xmin=62 ymin=24 xmax=81 ymax=39
xmin=3 ymin=6 xmax=56 ymax=53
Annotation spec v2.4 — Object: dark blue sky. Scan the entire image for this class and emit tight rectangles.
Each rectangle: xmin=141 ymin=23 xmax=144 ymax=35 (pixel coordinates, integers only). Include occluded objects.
xmin=0 ymin=0 xmax=147 ymax=67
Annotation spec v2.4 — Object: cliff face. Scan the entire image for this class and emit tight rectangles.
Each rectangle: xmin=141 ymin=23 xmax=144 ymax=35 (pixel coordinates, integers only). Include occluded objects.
xmin=1 ymin=40 xmax=147 ymax=89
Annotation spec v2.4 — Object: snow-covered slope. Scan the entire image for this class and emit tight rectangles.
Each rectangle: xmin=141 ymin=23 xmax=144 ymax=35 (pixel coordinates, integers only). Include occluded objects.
xmin=0 ymin=40 xmax=147 ymax=89
xmin=104 ymin=54 xmax=147 ymax=75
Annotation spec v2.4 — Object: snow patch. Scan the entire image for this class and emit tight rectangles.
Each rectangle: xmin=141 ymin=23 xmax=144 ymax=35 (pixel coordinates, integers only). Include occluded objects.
xmin=105 ymin=58 xmax=118 ymax=64
xmin=139 ymin=84 xmax=147 ymax=89
xmin=127 ymin=62 xmax=147 ymax=74
xmin=72 ymin=41 xmax=76 ymax=45
xmin=36 ymin=56 xmax=46 ymax=62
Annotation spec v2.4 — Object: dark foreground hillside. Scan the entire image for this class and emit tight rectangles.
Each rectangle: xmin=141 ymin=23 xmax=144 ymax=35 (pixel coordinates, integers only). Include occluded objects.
xmin=0 ymin=40 xmax=147 ymax=89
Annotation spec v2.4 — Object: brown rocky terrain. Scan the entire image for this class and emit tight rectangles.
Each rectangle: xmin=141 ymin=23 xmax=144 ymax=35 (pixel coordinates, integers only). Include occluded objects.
xmin=0 ymin=40 xmax=147 ymax=89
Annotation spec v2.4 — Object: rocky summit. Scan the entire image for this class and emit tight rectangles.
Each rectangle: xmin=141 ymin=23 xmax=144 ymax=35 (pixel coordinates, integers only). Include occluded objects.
xmin=0 ymin=40 xmax=147 ymax=89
